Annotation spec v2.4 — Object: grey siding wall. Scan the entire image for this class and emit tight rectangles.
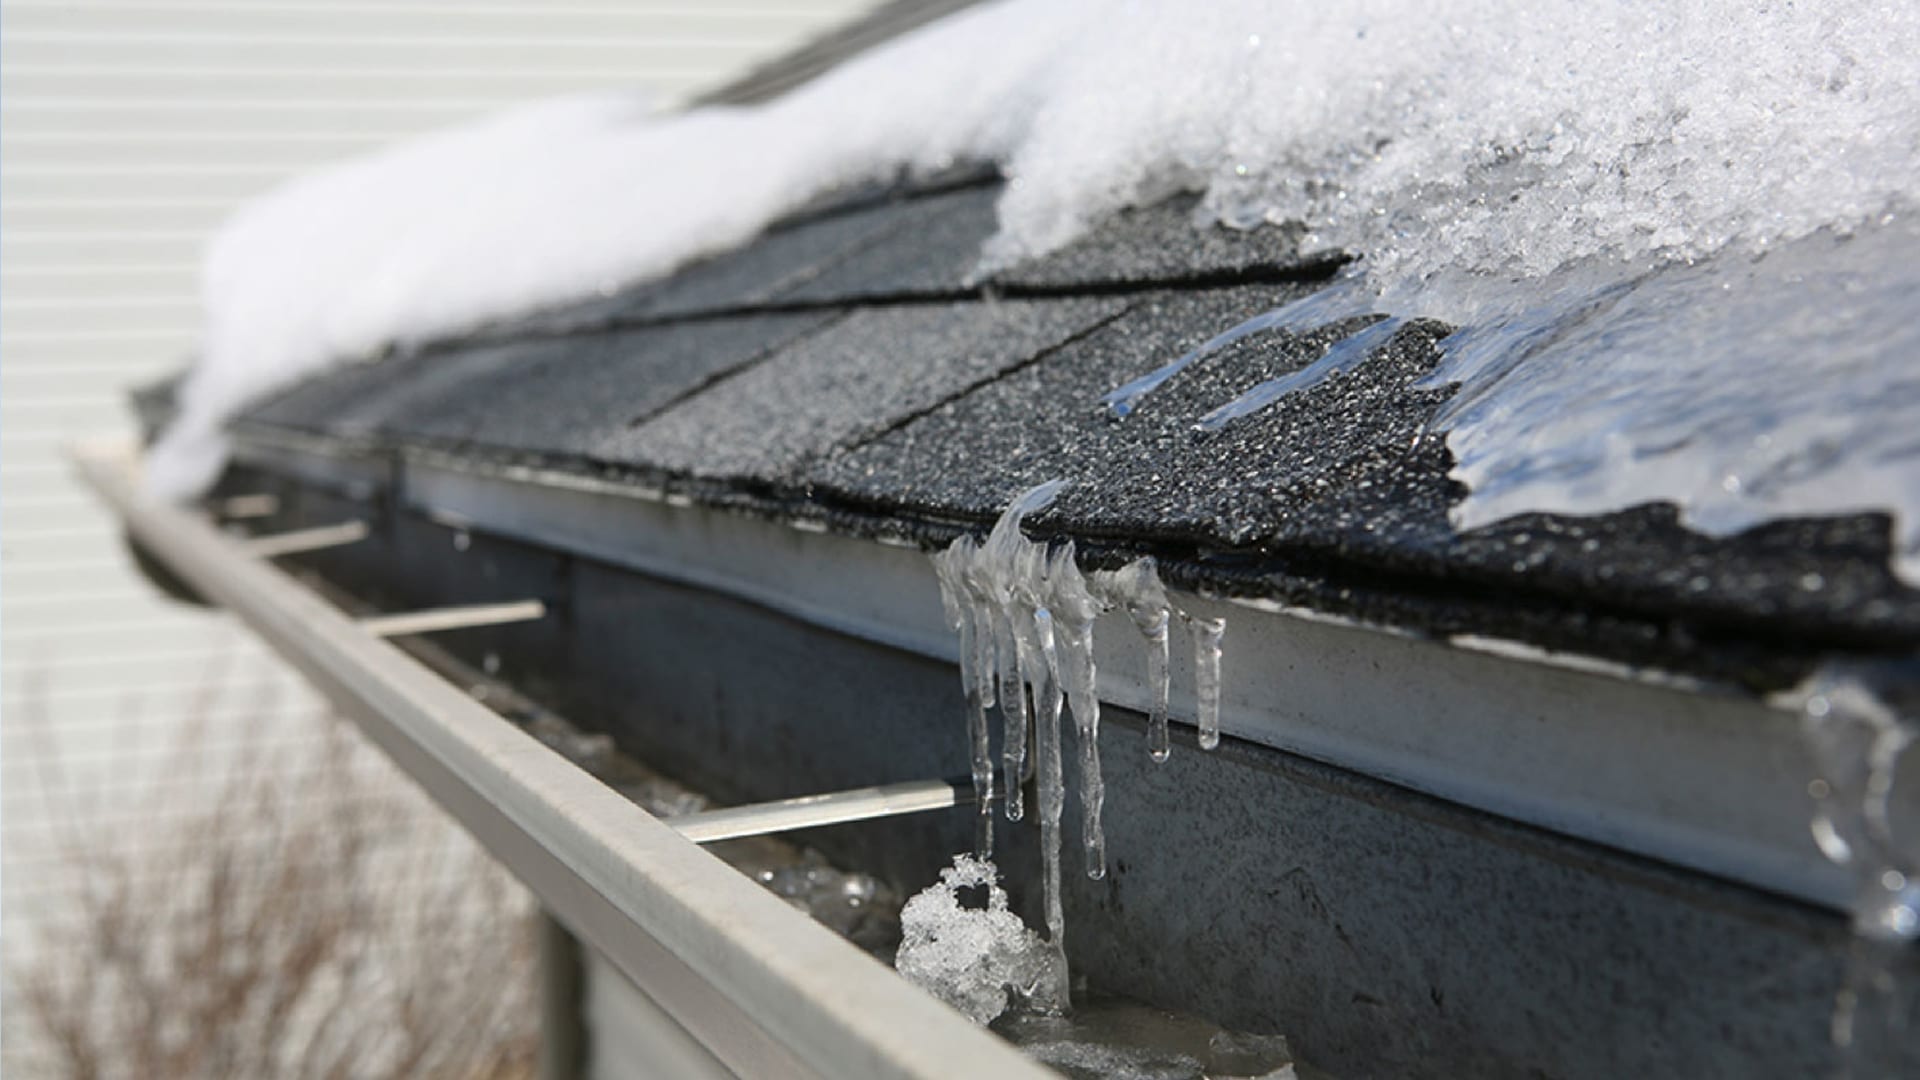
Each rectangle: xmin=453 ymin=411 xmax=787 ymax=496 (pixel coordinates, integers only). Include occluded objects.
xmin=0 ymin=2 xmax=874 ymax=1073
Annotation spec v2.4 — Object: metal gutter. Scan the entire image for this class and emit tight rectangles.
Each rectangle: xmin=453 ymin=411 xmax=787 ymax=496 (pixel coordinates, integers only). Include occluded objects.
xmin=75 ymin=441 xmax=1051 ymax=1080
xmin=245 ymin=440 xmax=1841 ymax=913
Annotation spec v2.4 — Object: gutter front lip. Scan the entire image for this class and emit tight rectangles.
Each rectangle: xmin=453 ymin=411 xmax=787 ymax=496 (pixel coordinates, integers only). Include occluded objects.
xmin=73 ymin=438 xmax=1051 ymax=1080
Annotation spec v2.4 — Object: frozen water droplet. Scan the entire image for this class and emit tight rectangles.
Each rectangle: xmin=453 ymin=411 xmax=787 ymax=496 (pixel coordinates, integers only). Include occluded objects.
xmin=1795 ymin=666 xmax=1920 ymax=1072
xmin=1091 ymin=558 xmax=1173 ymax=764
xmin=1193 ymin=616 xmax=1226 ymax=751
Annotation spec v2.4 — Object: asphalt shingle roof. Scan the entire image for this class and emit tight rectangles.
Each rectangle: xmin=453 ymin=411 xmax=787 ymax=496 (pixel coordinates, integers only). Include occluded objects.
xmin=229 ymin=177 xmax=1920 ymax=690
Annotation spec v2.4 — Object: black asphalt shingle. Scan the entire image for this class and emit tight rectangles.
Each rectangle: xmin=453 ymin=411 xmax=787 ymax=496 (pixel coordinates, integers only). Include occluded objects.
xmin=813 ymin=285 xmax=1447 ymax=548
xmin=417 ymin=313 xmax=838 ymax=456
xmin=600 ymin=297 xmax=1127 ymax=481
xmin=992 ymin=193 xmax=1334 ymax=291
xmin=223 ymin=178 xmax=1920 ymax=687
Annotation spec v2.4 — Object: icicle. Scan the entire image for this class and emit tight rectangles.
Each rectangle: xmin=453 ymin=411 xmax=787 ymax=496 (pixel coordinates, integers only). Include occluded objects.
xmin=926 ymin=479 xmax=1235 ymax=1015
xmin=1795 ymin=668 xmax=1919 ymax=1076
xmin=1093 ymin=558 xmax=1173 ymax=763
xmin=934 ymin=538 xmax=994 ymax=857
xmin=1031 ymin=606 xmax=1072 ymax=1011
xmin=996 ymin=607 xmax=1029 ymax=822
xmin=1050 ymin=543 xmax=1108 ymax=880
xmin=982 ymin=480 xmax=1064 ymax=823
xmin=1193 ymin=615 xmax=1226 ymax=750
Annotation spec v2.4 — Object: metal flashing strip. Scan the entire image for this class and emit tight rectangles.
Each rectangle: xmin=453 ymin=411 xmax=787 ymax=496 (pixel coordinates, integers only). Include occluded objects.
xmin=672 ymin=777 xmax=979 ymax=845
xmin=76 ymin=441 xmax=1051 ymax=1080
xmin=357 ymin=599 xmax=548 ymax=638
xmin=215 ymin=493 xmax=281 ymax=519
xmin=378 ymin=449 xmax=1845 ymax=913
xmin=241 ymin=518 xmax=369 ymax=557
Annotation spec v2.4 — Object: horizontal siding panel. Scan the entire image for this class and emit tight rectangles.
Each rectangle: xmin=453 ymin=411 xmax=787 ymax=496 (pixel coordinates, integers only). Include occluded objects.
xmin=3 ymin=225 xmax=212 ymax=263
xmin=3 ymin=199 xmax=231 ymax=233
xmin=6 ymin=3 xmax=843 ymax=37
xmin=2 ymin=132 xmax=392 ymax=170
xmin=5 ymin=625 xmax=282 ymax=669
xmin=0 ymin=328 xmax=196 ymax=355
xmin=3 ymin=98 xmax=519 ymax=140
xmin=1 ymin=35 xmax=775 ymax=76
xmin=2 ymin=261 xmax=199 ymax=289
xmin=5 ymin=64 xmax=681 ymax=102
xmin=0 ymin=586 xmax=207 ymax=626
xmin=2 ymin=642 xmax=280 ymax=678
xmin=0 ymin=297 xmax=197 ymax=331
xmin=0 ymin=670 xmax=303 ymax=702
xmin=0 ymin=543 xmax=137 ymax=573
xmin=4 ymin=613 xmax=241 ymax=643
xmin=7 ymin=422 xmax=152 ymax=447
xmin=0 ymin=292 xmax=195 ymax=313
xmin=3 ymin=368 xmax=188 ymax=402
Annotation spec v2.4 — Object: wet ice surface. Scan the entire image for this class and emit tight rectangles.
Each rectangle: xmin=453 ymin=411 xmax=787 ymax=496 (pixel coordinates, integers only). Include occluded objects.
xmin=1100 ymin=212 xmax=1920 ymax=586
xmin=1791 ymin=668 xmax=1920 ymax=1076
xmin=994 ymin=995 xmax=1299 ymax=1080
xmin=1430 ymin=217 xmax=1920 ymax=584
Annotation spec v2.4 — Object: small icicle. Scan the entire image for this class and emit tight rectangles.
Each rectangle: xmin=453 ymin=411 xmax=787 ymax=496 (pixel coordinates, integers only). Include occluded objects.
xmin=995 ymin=607 xmax=1029 ymax=822
xmin=1093 ymin=558 xmax=1173 ymax=763
xmin=1031 ymin=607 xmax=1072 ymax=1009
xmin=933 ymin=538 xmax=994 ymax=857
xmin=928 ymin=479 xmax=1245 ymax=1016
xmin=981 ymin=480 xmax=1065 ymax=823
xmin=1049 ymin=543 xmax=1109 ymax=881
xmin=1142 ymin=612 xmax=1173 ymax=762
xmin=1193 ymin=615 xmax=1226 ymax=750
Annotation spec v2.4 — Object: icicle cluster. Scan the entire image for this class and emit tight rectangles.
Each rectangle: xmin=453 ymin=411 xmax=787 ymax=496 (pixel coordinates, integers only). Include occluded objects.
xmin=1796 ymin=669 xmax=1918 ymax=1070
xmin=931 ymin=479 xmax=1228 ymax=1012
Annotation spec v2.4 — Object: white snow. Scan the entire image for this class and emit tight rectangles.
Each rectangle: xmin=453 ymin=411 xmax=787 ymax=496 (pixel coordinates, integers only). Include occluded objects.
xmin=155 ymin=0 xmax=1920 ymax=574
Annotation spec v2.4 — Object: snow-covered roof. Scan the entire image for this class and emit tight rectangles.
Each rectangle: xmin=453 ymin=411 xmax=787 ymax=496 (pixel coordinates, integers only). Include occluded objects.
xmin=208 ymin=172 xmax=1919 ymax=691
